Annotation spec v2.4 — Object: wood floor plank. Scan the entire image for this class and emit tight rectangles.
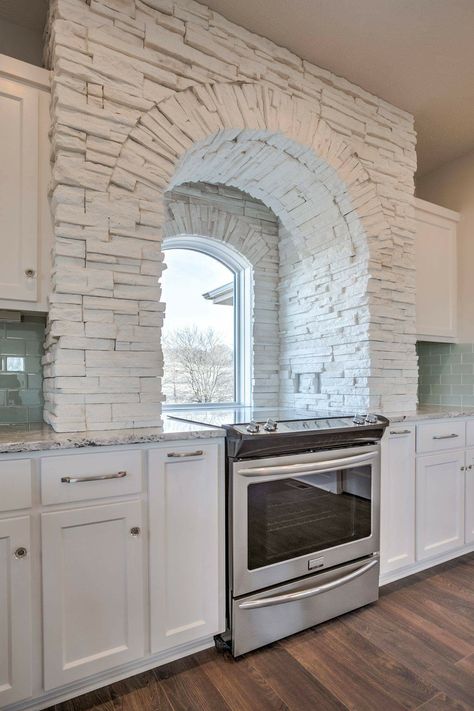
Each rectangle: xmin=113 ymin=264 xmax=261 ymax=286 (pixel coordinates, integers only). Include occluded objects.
xmin=198 ymin=648 xmax=289 ymax=711
xmin=343 ymin=605 xmax=474 ymax=708
xmin=330 ymin=619 xmax=438 ymax=708
xmin=245 ymin=643 xmax=348 ymax=711
xmin=415 ymin=692 xmax=472 ymax=710
xmin=376 ymin=595 xmax=474 ymax=660
xmin=284 ymin=630 xmax=406 ymax=710
xmin=108 ymin=671 xmax=175 ymax=711
xmin=152 ymin=653 xmax=233 ymax=711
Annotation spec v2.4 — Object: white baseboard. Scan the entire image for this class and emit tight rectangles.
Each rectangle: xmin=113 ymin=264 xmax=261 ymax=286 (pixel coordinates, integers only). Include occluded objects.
xmin=379 ymin=543 xmax=474 ymax=586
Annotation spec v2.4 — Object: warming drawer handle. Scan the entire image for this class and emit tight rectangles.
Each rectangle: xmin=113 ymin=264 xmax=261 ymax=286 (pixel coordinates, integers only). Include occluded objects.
xmin=238 ymin=558 xmax=379 ymax=610
xmin=167 ymin=450 xmax=204 ymax=458
xmin=238 ymin=451 xmax=376 ymax=478
xmin=432 ymin=433 xmax=459 ymax=440
xmin=61 ymin=471 xmax=127 ymax=484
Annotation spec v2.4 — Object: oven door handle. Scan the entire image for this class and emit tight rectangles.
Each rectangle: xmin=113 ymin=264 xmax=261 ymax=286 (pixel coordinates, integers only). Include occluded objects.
xmin=237 ymin=451 xmax=376 ymax=477
xmin=238 ymin=558 xmax=379 ymax=610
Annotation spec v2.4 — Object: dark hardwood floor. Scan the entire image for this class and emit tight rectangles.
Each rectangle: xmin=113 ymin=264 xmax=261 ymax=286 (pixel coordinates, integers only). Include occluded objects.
xmin=49 ymin=553 xmax=474 ymax=711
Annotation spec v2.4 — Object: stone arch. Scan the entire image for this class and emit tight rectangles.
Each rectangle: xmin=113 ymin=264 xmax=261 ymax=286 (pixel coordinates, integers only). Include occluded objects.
xmin=110 ymin=82 xmax=386 ymax=261
xmin=45 ymin=81 xmax=397 ymax=431
xmin=106 ymin=82 xmax=385 ymax=412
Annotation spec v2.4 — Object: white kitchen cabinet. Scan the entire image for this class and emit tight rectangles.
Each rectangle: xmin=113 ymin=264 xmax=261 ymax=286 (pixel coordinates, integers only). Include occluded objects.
xmin=0 ymin=55 xmax=52 ymax=310
xmin=380 ymin=426 xmax=416 ymax=576
xmin=415 ymin=197 xmax=459 ymax=342
xmin=149 ymin=443 xmax=224 ymax=653
xmin=0 ymin=516 xmax=32 ymax=707
xmin=416 ymin=450 xmax=465 ymax=560
xmin=42 ymin=500 xmax=145 ymax=690
xmin=465 ymin=450 xmax=474 ymax=544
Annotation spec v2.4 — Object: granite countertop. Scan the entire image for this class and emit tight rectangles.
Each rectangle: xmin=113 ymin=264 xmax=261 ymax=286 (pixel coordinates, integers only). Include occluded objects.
xmin=2 ymin=406 xmax=474 ymax=454
xmin=0 ymin=417 xmax=225 ymax=455
xmin=384 ymin=405 xmax=474 ymax=423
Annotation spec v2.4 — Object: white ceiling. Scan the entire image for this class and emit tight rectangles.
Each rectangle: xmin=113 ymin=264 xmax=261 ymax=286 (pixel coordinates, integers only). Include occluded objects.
xmin=1 ymin=0 xmax=473 ymax=175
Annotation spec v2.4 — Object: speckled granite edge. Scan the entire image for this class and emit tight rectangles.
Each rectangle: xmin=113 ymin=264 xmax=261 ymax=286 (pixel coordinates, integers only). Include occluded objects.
xmin=3 ymin=407 xmax=474 ymax=454
xmin=384 ymin=406 xmax=474 ymax=424
xmin=0 ymin=418 xmax=225 ymax=454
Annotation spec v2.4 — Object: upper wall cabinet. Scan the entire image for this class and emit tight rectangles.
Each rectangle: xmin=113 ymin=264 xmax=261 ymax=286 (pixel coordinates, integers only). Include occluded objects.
xmin=415 ymin=197 xmax=460 ymax=342
xmin=0 ymin=55 xmax=52 ymax=310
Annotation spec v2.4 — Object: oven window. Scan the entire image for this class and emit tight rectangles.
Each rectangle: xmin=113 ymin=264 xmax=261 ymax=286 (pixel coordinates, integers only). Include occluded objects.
xmin=247 ymin=466 xmax=372 ymax=570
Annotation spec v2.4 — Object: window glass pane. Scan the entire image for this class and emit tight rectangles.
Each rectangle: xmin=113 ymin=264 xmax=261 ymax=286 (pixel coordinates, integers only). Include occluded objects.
xmin=162 ymin=248 xmax=235 ymax=405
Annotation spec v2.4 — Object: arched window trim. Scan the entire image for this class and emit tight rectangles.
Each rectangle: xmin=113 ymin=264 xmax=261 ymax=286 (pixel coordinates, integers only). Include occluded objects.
xmin=162 ymin=234 xmax=253 ymax=409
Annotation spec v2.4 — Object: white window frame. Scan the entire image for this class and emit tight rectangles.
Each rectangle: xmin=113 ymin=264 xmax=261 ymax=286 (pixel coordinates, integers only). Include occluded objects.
xmin=162 ymin=235 xmax=253 ymax=409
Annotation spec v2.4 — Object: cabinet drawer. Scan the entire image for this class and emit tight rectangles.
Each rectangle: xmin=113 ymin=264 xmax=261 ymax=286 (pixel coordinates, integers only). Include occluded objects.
xmin=416 ymin=420 xmax=465 ymax=453
xmin=41 ymin=450 xmax=142 ymax=504
xmin=0 ymin=459 xmax=32 ymax=512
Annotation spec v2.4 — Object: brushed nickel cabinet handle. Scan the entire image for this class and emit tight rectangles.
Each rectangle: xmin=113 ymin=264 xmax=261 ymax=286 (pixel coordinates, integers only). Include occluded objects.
xmin=14 ymin=547 xmax=28 ymax=559
xmin=61 ymin=471 xmax=127 ymax=483
xmin=389 ymin=429 xmax=412 ymax=435
xmin=432 ymin=433 xmax=459 ymax=440
xmin=167 ymin=450 xmax=204 ymax=458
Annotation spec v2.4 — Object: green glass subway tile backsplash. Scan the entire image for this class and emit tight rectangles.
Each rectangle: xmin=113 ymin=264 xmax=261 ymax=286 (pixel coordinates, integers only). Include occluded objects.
xmin=0 ymin=314 xmax=45 ymax=424
xmin=417 ymin=341 xmax=474 ymax=407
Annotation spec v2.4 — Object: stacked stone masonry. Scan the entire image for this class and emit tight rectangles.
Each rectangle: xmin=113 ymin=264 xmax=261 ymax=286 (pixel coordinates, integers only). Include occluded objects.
xmin=45 ymin=0 xmax=418 ymax=431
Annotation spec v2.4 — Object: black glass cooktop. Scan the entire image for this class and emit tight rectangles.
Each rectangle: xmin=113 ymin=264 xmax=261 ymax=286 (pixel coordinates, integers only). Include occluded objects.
xmin=169 ymin=407 xmax=355 ymax=430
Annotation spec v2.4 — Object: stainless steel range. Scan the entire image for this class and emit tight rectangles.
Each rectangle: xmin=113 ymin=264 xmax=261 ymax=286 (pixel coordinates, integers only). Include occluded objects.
xmin=172 ymin=408 xmax=389 ymax=656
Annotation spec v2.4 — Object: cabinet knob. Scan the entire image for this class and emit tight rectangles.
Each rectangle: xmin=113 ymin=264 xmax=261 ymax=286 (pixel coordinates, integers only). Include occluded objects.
xmin=14 ymin=547 xmax=28 ymax=559
xmin=130 ymin=526 xmax=140 ymax=537
xmin=25 ymin=268 xmax=36 ymax=278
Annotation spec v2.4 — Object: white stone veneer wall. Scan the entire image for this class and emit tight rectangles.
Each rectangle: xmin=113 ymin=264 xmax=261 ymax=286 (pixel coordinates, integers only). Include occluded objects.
xmin=164 ymin=182 xmax=280 ymax=407
xmin=44 ymin=0 xmax=418 ymax=431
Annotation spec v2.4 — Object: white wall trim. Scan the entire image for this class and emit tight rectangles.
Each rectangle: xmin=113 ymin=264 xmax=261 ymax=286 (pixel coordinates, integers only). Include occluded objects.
xmin=0 ymin=53 xmax=50 ymax=90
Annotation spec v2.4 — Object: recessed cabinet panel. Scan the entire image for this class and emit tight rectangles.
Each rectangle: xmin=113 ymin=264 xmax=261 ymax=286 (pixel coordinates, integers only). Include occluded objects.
xmin=42 ymin=501 xmax=144 ymax=689
xmin=149 ymin=444 xmax=223 ymax=653
xmin=0 ymin=459 xmax=32 ymax=512
xmin=416 ymin=451 xmax=465 ymax=560
xmin=415 ymin=198 xmax=459 ymax=341
xmin=0 ymin=516 xmax=32 ymax=707
xmin=380 ymin=427 xmax=416 ymax=575
xmin=0 ymin=78 xmax=38 ymax=301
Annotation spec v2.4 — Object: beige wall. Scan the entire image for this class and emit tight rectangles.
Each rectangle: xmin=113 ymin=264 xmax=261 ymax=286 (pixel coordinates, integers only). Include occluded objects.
xmin=417 ymin=149 xmax=474 ymax=342
xmin=0 ymin=17 xmax=44 ymax=67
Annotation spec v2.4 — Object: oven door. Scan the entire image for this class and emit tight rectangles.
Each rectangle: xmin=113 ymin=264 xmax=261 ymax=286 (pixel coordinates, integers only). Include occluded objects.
xmin=232 ymin=444 xmax=380 ymax=596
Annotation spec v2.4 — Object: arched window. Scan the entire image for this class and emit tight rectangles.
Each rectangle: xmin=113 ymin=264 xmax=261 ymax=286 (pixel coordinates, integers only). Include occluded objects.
xmin=161 ymin=236 xmax=252 ymax=408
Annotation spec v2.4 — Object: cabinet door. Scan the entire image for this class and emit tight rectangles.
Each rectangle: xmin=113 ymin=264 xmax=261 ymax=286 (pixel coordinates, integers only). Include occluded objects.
xmin=416 ymin=451 xmax=465 ymax=560
xmin=415 ymin=198 xmax=459 ymax=341
xmin=42 ymin=501 xmax=144 ymax=689
xmin=380 ymin=427 xmax=416 ymax=575
xmin=149 ymin=444 xmax=223 ymax=653
xmin=0 ymin=516 xmax=32 ymax=706
xmin=0 ymin=78 xmax=38 ymax=301
xmin=465 ymin=451 xmax=474 ymax=544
